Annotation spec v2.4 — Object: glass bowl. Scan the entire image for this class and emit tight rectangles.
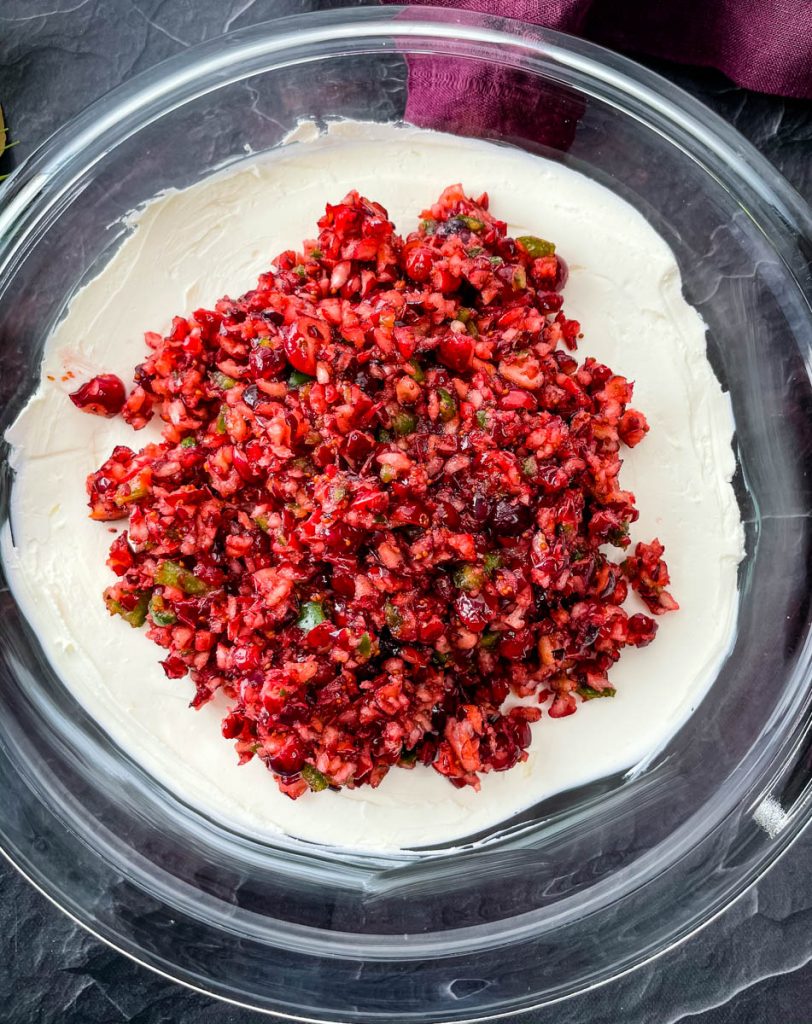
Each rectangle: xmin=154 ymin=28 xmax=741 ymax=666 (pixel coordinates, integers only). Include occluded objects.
xmin=1 ymin=7 xmax=811 ymax=1022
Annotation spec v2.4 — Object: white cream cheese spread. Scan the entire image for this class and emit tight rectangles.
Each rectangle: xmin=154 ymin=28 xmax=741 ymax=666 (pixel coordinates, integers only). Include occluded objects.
xmin=2 ymin=122 xmax=744 ymax=851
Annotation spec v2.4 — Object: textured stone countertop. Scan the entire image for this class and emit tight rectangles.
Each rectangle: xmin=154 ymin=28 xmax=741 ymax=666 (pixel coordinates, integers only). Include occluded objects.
xmin=0 ymin=2 xmax=810 ymax=1022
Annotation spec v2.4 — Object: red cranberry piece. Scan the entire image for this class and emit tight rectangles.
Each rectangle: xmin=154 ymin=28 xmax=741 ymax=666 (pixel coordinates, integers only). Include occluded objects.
xmin=549 ymin=693 xmax=577 ymax=718
xmin=491 ymin=500 xmax=530 ymax=538
xmin=553 ymin=254 xmax=569 ymax=291
xmin=221 ymin=712 xmax=244 ymax=739
xmin=249 ymin=341 xmax=285 ymax=380
xmin=283 ymin=316 xmax=329 ymax=376
xmin=107 ymin=533 xmax=133 ymax=576
xmin=232 ymin=446 xmax=264 ymax=483
xmin=232 ymin=643 xmax=261 ymax=672
xmin=268 ymin=735 xmax=306 ymax=777
xmin=438 ymin=333 xmax=474 ymax=372
xmin=161 ymin=655 xmax=187 ymax=679
xmin=487 ymin=734 xmax=520 ymax=772
xmin=305 ymin=621 xmax=334 ymax=649
xmin=343 ymin=429 xmax=375 ymax=463
xmin=537 ymin=292 xmax=564 ymax=313
xmin=403 ymin=243 xmax=434 ymax=282
xmin=498 ymin=629 xmax=533 ymax=660
xmin=455 ymin=593 xmax=489 ymax=632
xmin=69 ymin=374 xmax=126 ymax=417
xmin=434 ymin=498 xmax=462 ymax=529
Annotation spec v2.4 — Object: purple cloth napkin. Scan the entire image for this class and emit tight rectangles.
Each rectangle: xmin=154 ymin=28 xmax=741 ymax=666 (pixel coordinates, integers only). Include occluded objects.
xmin=385 ymin=0 xmax=812 ymax=128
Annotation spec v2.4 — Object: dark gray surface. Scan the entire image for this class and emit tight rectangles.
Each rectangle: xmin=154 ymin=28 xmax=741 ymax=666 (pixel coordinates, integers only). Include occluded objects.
xmin=1 ymin=2 xmax=810 ymax=1022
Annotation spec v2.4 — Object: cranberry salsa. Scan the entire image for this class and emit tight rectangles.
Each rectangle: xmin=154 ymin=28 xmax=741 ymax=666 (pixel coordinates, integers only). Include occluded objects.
xmin=71 ymin=185 xmax=677 ymax=799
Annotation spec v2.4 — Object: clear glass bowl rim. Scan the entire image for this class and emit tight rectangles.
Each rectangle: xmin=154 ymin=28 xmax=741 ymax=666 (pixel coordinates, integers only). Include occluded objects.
xmin=1 ymin=6 xmax=811 ymax=1021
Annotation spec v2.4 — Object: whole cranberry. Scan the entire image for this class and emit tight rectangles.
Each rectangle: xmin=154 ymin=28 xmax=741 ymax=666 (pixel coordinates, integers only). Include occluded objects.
xmin=69 ymin=374 xmax=126 ymax=417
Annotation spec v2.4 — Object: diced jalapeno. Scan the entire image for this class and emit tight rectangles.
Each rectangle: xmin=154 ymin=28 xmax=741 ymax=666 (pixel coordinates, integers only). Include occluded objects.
xmin=475 ymin=409 xmax=488 ymax=428
xmin=296 ymin=600 xmax=326 ymax=633
xmin=392 ymin=410 xmax=417 ymax=436
xmin=180 ymin=437 xmax=196 ymax=448
xmin=437 ymin=388 xmax=457 ymax=422
xmin=288 ymin=370 xmax=313 ymax=389
xmin=379 ymin=464 xmax=396 ymax=484
xmin=517 ymin=235 xmax=556 ymax=258
xmin=106 ymin=590 xmax=150 ymax=628
xmin=408 ymin=358 xmax=426 ymax=383
xmin=576 ymin=685 xmax=617 ymax=701
xmin=114 ymin=481 xmax=149 ymax=506
xmin=384 ymin=602 xmax=403 ymax=630
xmin=453 ymin=564 xmax=486 ymax=591
xmin=356 ymin=632 xmax=372 ymax=659
xmin=155 ymin=559 xmax=209 ymax=595
xmin=479 ymin=630 xmax=499 ymax=649
xmin=301 ymin=764 xmax=330 ymax=791
xmin=483 ymin=552 xmax=501 ymax=574
xmin=149 ymin=593 xmax=177 ymax=626
xmin=211 ymin=370 xmax=236 ymax=390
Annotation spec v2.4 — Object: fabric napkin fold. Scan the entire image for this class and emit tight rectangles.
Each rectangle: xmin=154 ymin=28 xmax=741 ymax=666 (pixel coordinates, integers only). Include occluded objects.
xmin=384 ymin=0 xmax=811 ymax=148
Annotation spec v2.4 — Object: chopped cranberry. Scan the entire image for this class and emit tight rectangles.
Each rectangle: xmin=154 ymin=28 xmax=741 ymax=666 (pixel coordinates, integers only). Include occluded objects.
xmin=69 ymin=374 xmax=126 ymax=417
xmin=267 ymin=734 xmax=306 ymax=777
xmin=249 ymin=342 xmax=285 ymax=380
xmin=81 ymin=183 xmax=675 ymax=799
xmin=438 ymin=334 xmax=474 ymax=373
